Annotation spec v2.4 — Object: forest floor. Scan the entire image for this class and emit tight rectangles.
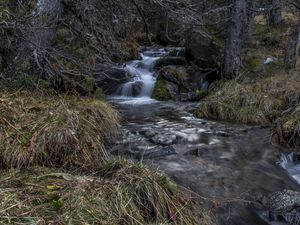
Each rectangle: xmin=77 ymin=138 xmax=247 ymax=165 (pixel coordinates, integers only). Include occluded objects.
xmin=195 ymin=13 xmax=300 ymax=150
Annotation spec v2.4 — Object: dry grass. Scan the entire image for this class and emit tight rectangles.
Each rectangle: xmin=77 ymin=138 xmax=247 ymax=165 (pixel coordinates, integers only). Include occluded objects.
xmin=274 ymin=104 xmax=300 ymax=149
xmin=0 ymin=159 xmax=210 ymax=225
xmin=195 ymin=72 xmax=300 ymax=150
xmin=0 ymin=90 xmax=120 ymax=169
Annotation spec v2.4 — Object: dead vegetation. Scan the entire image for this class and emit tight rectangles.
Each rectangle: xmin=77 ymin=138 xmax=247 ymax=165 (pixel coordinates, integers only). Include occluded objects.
xmin=195 ymin=72 xmax=300 ymax=150
xmin=0 ymin=90 xmax=120 ymax=169
xmin=0 ymin=159 xmax=210 ymax=225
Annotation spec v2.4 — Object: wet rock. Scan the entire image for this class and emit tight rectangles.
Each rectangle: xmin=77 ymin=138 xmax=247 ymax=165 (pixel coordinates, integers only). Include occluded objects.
xmin=154 ymin=57 xmax=187 ymax=70
xmin=213 ymin=131 xmax=231 ymax=137
xmin=180 ymin=91 xmax=208 ymax=102
xmin=258 ymin=190 xmax=300 ymax=225
xmin=185 ymin=29 xmax=222 ymax=69
xmin=139 ymin=128 xmax=157 ymax=138
xmin=150 ymin=134 xmax=177 ymax=146
xmin=131 ymin=81 xmax=144 ymax=97
xmin=94 ymin=66 xmax=129 ymax=94
xmin=152 ymin=65 xmax=220 ymax=101
xmin=152 ymin=66 xmax=197 ymax=101
xmin=137 ymin=146 xmax=177 ymax=159
xmin=183 ymin=148 xmax=207 ymax=157
xmin=166 ymin=47 xmax=185 ymax=57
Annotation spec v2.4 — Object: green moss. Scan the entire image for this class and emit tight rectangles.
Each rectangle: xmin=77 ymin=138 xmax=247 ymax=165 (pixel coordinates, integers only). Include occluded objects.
xmin=94 ymin=87 xmax=105 ymax=99
xmin=151 ymin=78 xmax=173 ymax=101
xmin=56 ymin=28 xmax=70 ymax=44
xmin=83 ymin=76 xmax=95 ymax=94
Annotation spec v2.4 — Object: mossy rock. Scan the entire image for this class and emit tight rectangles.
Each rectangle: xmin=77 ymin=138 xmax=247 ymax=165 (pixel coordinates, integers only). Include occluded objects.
xmin=152 ymin=66 xmax=190 ymax=101
xmin=152 ymin=78 xmax=174 ymax=101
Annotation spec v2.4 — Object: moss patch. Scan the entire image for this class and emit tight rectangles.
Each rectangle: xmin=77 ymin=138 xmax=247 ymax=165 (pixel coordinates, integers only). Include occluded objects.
xmin=152 ymin=66 xmax=190 ymax=101
xmin=152 ymin=77 xmax=173 ymax=101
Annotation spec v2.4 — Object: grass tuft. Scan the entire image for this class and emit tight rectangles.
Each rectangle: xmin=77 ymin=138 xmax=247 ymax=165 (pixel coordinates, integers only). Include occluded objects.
xmin=0 ymin=90 xmax=120 ymax=169
xmin=195 ymin=72 xmax=300 ymax=150
xmin=0 ymin=158 xmax=208 ymax=225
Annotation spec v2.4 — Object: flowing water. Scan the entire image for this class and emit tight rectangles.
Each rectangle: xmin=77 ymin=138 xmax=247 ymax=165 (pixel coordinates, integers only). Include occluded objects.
xmin=117 ymin=49 xmax=169 ymax=98
xmin=109 ymin=48 xmax=300 ymax=225
xmin=281 ymin=153 xmax=300 ymax=185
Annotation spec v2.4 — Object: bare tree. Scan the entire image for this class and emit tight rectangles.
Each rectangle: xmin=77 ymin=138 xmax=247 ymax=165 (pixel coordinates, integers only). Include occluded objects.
xmin=284 ymin=16 xmax=300 ymax=69
xmin=269 ymin=0 xmax=282 ymax=26
xmin=224 ymin=0 xmax=247 ymax=78
xmin=245 ymin=0 xmax=257 ymax=38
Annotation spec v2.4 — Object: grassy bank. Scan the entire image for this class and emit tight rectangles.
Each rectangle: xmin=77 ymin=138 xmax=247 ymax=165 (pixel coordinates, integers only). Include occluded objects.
xmin=195 ymin=72 xmax=300 ymax=150
xmin=0 ymin=159 xmax=205 ymax=225
xmin=0 ymin=90 xmax=210 ymax=224
xmin=0 ymin=90 xmax=120 ymax=169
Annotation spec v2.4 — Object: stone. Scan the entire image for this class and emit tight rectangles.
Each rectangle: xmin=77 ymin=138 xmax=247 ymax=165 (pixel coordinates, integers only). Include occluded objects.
xmin=258 ymin=190 xmax=300 ymax=225
xmin=154 ymin=57 xmax=187 ymax=70
xmin=185 ymin=29 xmax=222 ymax=69
xmin=152 ymin=65 xmax=219 ymax=101
xmin=131 ymin=81 xmax=144 ymax=97
xmin=150 ymin=134 xmax=177 ymax=146
xmin=94 ymin=66 xmax=129 ymax=94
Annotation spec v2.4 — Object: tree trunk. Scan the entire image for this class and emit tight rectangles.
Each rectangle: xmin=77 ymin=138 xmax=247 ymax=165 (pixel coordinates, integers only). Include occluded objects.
xmin=245 ymin=0 xmax=256 ymax=38
xmin=284 ymin=17 xmax=300 ymax=69
xmin=224 ymin=0 xmax=246 ymax=78
xmin=269 ymin=0 xmax=282 ymax=26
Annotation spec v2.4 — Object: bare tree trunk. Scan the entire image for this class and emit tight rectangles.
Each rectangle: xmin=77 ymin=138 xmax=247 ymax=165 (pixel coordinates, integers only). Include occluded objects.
xmin=224 ymin=0 xmax=246 ymax=78
xmin=245 ymin=0 xmax=256 ymax=38
xmin=269 ymin=0 xmax=282 ymax=26
xmin=284 ymin=17 xmax=300 ymax=69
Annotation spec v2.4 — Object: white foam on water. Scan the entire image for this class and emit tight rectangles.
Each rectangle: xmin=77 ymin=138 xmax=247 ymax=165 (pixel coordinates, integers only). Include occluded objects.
xmin=117 ymin=49 xmax=168 ymax=98
xmin=110 ymin=96 xmax=156 ymax=105
xmin=280 ymin=153 xmax=300 ymax=185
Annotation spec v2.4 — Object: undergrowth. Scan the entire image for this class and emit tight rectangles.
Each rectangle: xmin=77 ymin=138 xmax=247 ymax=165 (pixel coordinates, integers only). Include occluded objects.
xmin=0 ymin=159 xmax=211 ymax=225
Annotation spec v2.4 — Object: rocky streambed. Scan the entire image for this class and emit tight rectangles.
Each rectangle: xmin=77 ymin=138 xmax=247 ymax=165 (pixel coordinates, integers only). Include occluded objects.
xmin=107 ymin=48 xmax=300 ymax=225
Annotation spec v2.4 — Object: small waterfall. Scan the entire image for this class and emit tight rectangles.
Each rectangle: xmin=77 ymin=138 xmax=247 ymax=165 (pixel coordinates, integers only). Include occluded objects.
xmin=118 ymin=49 xmax=168 ymax=98
xmin=280 ymin=153 xmax=300 ymax=184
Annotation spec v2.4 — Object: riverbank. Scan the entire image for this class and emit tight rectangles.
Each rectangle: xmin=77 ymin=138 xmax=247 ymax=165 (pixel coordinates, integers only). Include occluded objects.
xmin=0 ymin=90 xmax=209 ymax=225
xmin=195 ymin=70 xmax=300 ymax=150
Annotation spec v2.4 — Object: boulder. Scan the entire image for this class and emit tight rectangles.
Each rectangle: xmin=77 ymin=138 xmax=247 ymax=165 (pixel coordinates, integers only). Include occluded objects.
xmin=165 ymin=47 xmax=185 ymax=57
xmin=185 ymin=29 xmax=222 ymax=69
xmin=152 ymin=65 xmax=221 ymax=101
xmin=94 ymin=66 xmax=129 ymax=94
xmin=154 ymin=57 xmax=187 ymax=70
xmin=152 ymin=66 xmax=203 ymax=101
xmin=258 ymin=190 xmax=300 ymax=225
xmin=131 ymin=81 xmax=144 ymax=97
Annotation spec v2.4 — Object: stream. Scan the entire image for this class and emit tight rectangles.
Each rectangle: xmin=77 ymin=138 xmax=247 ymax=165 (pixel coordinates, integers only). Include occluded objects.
xmin=109 ymin=48 xmax=300 ymax=225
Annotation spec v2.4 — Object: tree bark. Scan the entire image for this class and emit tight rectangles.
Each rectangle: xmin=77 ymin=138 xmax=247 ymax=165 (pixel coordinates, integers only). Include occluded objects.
xmin=284 ymin=17 xmax=300 ymax=69
xmin=224 ymin=0 xmax=246 ymax=78
xmin=269 ymin=0 xmax=282 ymax=26
xmin=245 ymin=0 xmax=256 ymax=38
